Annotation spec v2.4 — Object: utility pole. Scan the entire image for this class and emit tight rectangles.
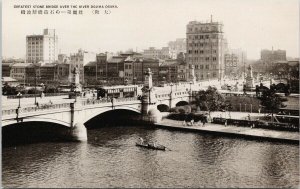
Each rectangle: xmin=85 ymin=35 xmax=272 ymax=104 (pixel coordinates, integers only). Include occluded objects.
xmin=243 ymin=52 xmax=245 ymax=83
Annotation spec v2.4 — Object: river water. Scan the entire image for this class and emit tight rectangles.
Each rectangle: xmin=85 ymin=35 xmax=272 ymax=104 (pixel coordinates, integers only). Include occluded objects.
xmin=2 ymin=125 xmax=299 ymax=188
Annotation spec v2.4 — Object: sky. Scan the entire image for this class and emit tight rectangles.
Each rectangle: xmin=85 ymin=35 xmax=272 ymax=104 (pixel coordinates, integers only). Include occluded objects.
xmin=2 ymin=0 xmax=299 ymax=60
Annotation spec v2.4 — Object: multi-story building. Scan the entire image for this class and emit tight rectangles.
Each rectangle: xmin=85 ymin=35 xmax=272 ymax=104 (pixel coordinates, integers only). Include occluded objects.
xmin=159 ymin=59 xmax=180 ymax=83
xmin=168 ymin=38 xmax=186 ymax=59
xmin=224 ymin=49 xmax=247 ymax=78
xmin=56 ymin=63 xmax=71 ymax=85
xmin=124 ymin=56 xmax=135 ymax=84
xmin=26 ymin=29 xmax=58 ymax=64
xmin=143 ymin=47 xmax=170 ymax=60
xmin=96 ymin=53 xmax=108 ymax=82
xmin=142 ymin=58 xmax=160 ymax=84
xmin=58 ymin=54 xmax=70 ymax=64
xmin=84 ymin=61 xmax=97 ymax=85
xmin=40 ymin=64 xmax=57 ymax=85
xmin=261 ymin=48 xmax=286 ymax=64
xmin=70 ymin=49 xmax=96 ymax=84
xmin=186 ymin=19 xmax=225 ymax=81
xmin=133 ymin=59 xmax=143 ymax=84
xmin=224 ymin=53 xmax=238 ymax=77
xmin=177 ymin=64 xmax=188 ymax=81
xmin=2 ymin=62 xmax=15 ymax=77
xmin=106 ymin=56 xmax=126 ymax=85
xmin=10 ymin=63 xmax=42 ymax=85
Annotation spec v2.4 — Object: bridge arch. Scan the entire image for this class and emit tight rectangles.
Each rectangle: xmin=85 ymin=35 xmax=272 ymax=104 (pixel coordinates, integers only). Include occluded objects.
xmin=157 ymin=104 xmax=170 ymax=112
xmin=175 ymin=101 xmax=189 ymax=107
xmin=82 ymin=106 xmax=141 ymax=123
xmin=2 ymin=117 xmax=70 ymax=128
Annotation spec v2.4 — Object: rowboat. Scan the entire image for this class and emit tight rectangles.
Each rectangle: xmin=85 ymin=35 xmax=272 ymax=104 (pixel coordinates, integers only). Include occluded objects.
xmin=136 ymin=142 xmax=166 ymax=151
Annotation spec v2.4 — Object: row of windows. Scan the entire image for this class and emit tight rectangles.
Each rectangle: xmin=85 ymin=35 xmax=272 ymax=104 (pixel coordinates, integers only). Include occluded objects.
xmin=195 ymin=72 xmax=217 ymax=78
xmin=188 ymin=50 xmax=218 ymax=55
xmin=188 ymin=42 xmax=219 ymax=47
xmin=125 ymin=73 xmax=133 ymax=77
xmin=124 ymin=65 xmax=132 ymax=69
xmin=188 ymin=57 xmax=218 ymax=62
xmin=187 ymin=34 xmax=219 ymax=40
xmin=189 ymin=64 xmax=218 ymax=69
xmin=188 ymin=26 xmax=218 ymax=32
xmin=225 ymin=63 xmax=238 ymax=67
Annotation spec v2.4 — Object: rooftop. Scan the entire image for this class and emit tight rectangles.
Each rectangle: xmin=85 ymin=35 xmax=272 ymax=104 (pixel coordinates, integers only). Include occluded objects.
xmin=11 ymin=63 xmax=33 ymax=67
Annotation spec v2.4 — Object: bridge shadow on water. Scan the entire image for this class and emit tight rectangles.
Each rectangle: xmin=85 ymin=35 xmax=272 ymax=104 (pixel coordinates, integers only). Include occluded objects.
xmin=85 ymin=109 xmax=143 ymax=130
xmin=2 ymin=122 xmax=70 ymax=148
xmin=3 ymin=110 xmax=149 ymax=147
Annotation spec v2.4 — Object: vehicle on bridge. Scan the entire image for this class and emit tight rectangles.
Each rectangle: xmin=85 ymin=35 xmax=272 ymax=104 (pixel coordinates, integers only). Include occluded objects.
xmin=96 ymin=85 xmax=140 ymax=99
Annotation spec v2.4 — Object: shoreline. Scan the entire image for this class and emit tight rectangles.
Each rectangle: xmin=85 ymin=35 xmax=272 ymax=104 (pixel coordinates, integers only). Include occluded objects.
xmin=154 ymin=118 xmax=299 ymax=144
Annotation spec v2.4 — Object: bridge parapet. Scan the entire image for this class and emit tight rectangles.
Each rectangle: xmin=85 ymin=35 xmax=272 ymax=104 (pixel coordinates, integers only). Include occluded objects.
xmin=2 ymin=103 xmax=71 ymax=116
xmin=156 ymin=90 xmax=190 ymax=99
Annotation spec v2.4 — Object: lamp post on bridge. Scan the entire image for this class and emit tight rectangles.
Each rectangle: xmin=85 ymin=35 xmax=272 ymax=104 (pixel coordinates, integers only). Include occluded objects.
xmin=34 ymin=64 xmax=41 ymax=105
xmin=17 ymin=92 xmax=22 ymax=108
xmin=189 ymin=81 xmax=192 ymax=93
xmin=170 ymin=83 xmax=174 ymax=93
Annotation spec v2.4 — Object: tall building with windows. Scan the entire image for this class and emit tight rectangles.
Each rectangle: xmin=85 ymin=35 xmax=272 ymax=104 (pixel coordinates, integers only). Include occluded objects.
xmin=261 ymin=48 xmax=286 ymax=64
xmin=224 ymin=49 xmax=247 ymax=77
xmin=70 ymin=49 xmax=96 ymax=84
xmin=186 ymin=18 xmax=225 ymax=81
xmin=26 ymin=29 xmax=58 ymax=64
xmin=168 ymin=38 xmax=186 ymax=59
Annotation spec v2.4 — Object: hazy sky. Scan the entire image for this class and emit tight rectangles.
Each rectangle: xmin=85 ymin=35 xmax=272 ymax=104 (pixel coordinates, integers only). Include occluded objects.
xmin=2 ymin=0 xmax=299 ymax=59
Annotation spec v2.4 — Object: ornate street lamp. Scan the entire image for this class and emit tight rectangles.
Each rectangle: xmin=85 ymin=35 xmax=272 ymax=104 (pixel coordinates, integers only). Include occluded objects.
xmin=33 ymin=64 xmax=41 ymax=105
xmin=17 ymin=92 xmax=22 ymax=108
xmin=170 ymin=83 xmax=174 ymax=93
xmin=189 ymin=81 xmax=193 ymax=93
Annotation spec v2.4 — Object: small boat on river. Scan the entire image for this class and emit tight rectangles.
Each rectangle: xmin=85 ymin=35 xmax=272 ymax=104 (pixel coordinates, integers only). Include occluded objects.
xmin=136 ymin=142 xmax=166 ymax=151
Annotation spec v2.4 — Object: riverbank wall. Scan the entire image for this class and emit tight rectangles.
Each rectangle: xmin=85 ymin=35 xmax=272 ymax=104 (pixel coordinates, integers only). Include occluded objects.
xmin=154 ymin=119 xmax=299 ymax=144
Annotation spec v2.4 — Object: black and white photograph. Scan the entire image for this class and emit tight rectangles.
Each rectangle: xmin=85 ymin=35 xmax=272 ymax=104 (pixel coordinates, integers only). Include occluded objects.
xmin=1 ymin=0 xmax=299 ymax=188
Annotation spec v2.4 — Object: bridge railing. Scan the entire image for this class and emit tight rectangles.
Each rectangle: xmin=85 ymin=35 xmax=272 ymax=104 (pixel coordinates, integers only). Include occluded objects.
xmin=115 ymin=97 xmax=139 ymax=102
xmin=2 ymin=109 xmax=17 ymax=116
xmin=81 ymin=98 xmax=111 ymax=106
xmin=6 ymin=93 xmax=68 ymax=99
xmin=156 ymin=90 xmax=191 ymax=99
xmin=2 ymin=103 xmax=71 ymax=116
xmin=81 ymin=97 xmax=140 ymax=106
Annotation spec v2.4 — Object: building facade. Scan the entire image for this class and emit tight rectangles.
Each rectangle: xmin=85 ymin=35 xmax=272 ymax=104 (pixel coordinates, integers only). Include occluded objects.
xmin=143 ymin=47 xmax=170 ymax=60
xmin=58 ymin=54 xmax=70 ymax=64
xmin=159 ymin=59 xmax=180 ymax=83
xmin=168 ymin=38 xmax=186 ymax=59
xmin=56 ymin=63 xmax=71 ymax=85
xmin=96 ymin=53 xmax=108 ymax=82
xmin=261 ymin=49 xmax=286 ymax=64
xmin=186 ymin=19 xmax=225 ymax=81
xmin=106 ymin=56 xmax=126 ymax=85
xmin=70 ymin=49 xmax=96 ymax=84
xmin=224 ymin=49 xmax=247 ymax=78
xmin=84 ymin=62 xmax=97 ymax=85
xmin=2 ymin=62 xmax=14 ymax=77
xmin=40 ymin=64 xmax=57 ymax=85
xmin=26 ymin=29 xmax=58 ymax=64
xmin=10 ymin=63 xmax=33 ymax=83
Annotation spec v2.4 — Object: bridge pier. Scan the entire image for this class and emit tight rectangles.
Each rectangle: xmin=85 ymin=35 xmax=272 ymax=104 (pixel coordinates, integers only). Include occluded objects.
xmin=69 ymin=121 xmax=87 ymax=142
xmin=69 ymin=102 xmax=87 ymax=142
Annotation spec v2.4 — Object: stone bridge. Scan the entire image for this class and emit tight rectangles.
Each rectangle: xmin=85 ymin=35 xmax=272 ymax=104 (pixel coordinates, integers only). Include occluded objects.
xmin=2 ymin=87 xmax=194 ymax=141
xmin=2 ymin=66 xmax=220 ymax=142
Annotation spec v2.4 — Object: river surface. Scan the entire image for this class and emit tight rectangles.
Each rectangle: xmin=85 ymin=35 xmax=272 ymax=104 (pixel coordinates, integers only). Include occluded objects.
xmin=2 ymin=126 xmax=299 ymax=188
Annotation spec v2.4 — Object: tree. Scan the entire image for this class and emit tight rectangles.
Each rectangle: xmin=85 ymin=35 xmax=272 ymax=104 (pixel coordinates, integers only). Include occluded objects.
xmin=194 ymin=86 xmax=226 ymax=116
xmin=258 ymin=88 xmax=287 ymax=122
xmin=2 ymin=83 xmax=17 ymax=95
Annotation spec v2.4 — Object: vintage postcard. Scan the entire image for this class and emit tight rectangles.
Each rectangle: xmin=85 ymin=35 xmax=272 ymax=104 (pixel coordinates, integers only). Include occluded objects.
xmin=2 ymin=0 xmax=299 ymax=188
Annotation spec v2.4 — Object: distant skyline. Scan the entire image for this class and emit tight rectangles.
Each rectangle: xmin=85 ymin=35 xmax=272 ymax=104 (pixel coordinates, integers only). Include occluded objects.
xmin=3 ymin=0 xmax=299 ymax=60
